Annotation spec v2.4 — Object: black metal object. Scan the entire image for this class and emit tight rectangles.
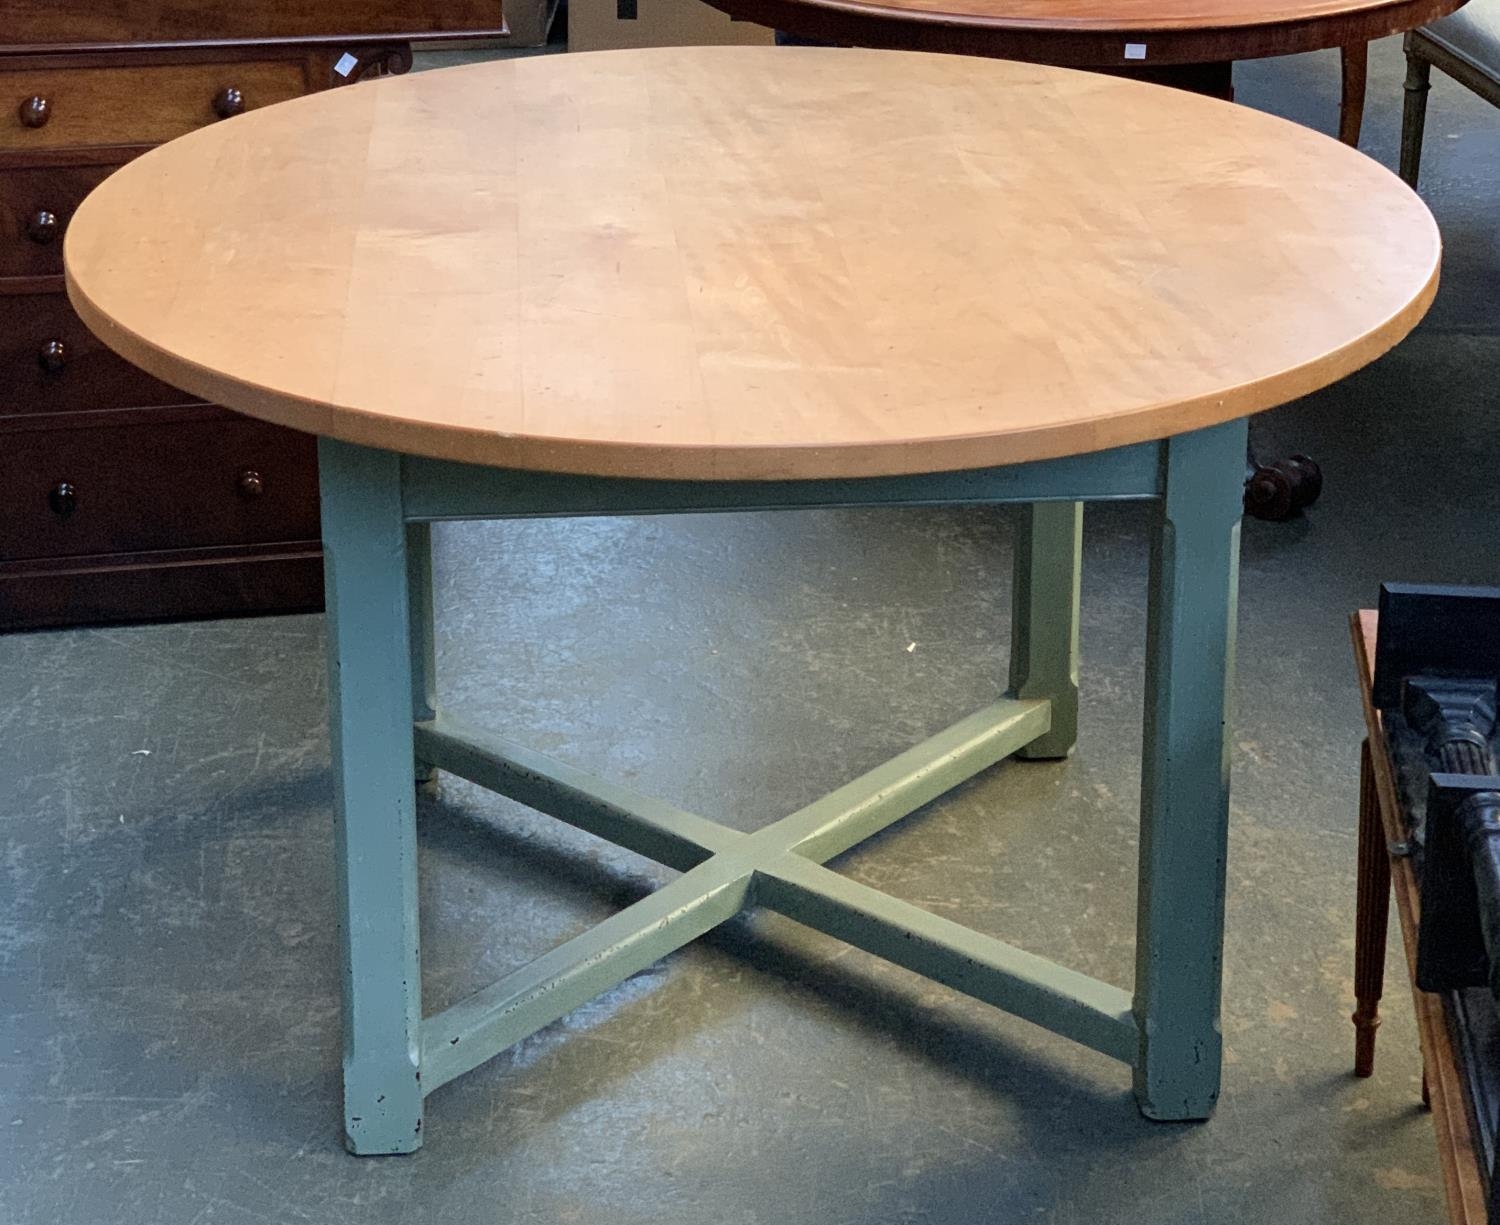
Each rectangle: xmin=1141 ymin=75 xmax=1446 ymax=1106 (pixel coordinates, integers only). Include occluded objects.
xmin=1242 ymin=451 xmax=1322 ymax=521
xmin=1374 ymin=583 xmax=1500 ymax=707
xmin=1375 ymin=582 xmax=1500 ymax=1220
xmin=1242 ymin=421 xmax=1323 ymax=521
xmin=1418 ymin=770 xmax=1500 ymax=993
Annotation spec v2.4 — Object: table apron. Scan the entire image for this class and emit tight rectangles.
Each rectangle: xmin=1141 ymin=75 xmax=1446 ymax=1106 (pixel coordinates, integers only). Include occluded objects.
xmin=398 ymin=440 xmax=1166 ymax=522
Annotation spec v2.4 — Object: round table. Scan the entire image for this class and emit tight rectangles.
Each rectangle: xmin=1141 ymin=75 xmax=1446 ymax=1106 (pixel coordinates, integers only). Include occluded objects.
xmin=65 ymin=47 xmax=1438 ymax=1155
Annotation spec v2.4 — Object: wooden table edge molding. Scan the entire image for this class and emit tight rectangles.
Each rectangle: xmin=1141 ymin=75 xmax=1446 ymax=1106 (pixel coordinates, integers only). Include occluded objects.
xmin=63 ymin=269 xmax=1439 ymax=480
xmin=1351 ymin=611 xmax=1489 ymax=1225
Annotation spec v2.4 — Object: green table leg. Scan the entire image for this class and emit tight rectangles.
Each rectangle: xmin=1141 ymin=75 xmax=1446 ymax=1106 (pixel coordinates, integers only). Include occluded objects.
xmin=306 ymin=431 xmax=1250 ymax=1146
xmin=1010 ymin=502 xmax=1082 ymax=760
xmin=407 ymin=521 xmax=438 ymax=789
xmin=1133 ymin=419 xmax=1245 ymax=1121
xmin=320 ymin=439 xmax=425 ymax=1154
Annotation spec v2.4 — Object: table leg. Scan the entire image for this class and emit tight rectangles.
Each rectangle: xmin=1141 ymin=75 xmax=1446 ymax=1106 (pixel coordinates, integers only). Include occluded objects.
xmin=1400 ymin=48 xmax=1432 ymax=189
xmin=319 ymin=438 xmax=425 ymax=1154
xmin=1133 ymin=419 xmax=1244 ymax=1120
xmin=1339 ymin=42 xmax=1369 ymax=147
xmin=1010 ymin=502 xmax=1081 ymax=760
xmin=1352 ymin=738 xmax=1390 ymax=1076
xmin=407 ymin=521 xmax=439 ymax=790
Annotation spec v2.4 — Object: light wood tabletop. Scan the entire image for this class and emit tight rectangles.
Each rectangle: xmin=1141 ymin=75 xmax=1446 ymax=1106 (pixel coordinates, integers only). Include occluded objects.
xmin=65 ymin=47 xmax=1439 ymax=481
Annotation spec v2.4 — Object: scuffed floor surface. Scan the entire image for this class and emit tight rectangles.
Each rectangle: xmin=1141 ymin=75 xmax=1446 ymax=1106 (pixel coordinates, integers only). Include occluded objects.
xmin=4 ymin=35 xmax=1500 ymax=1225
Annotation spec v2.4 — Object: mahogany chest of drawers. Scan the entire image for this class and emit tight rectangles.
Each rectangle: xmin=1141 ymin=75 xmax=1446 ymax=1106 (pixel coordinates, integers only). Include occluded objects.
xmin=0 ymin=5 xmax=505 ymax=630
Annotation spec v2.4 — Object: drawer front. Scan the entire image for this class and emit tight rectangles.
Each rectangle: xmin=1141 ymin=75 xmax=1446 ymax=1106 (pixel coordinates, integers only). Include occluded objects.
xmin=0 ymin=59 xmax=309 ymax=151
xmin=0 ymin=290 xmax=196 ymax=416
xmin=0 ymin=2 xmax=503 ymax=46
xmin=0 ymin=414 xmax=320 ymax=561
xmin=0 ymin=161 xmax=117 ymax=278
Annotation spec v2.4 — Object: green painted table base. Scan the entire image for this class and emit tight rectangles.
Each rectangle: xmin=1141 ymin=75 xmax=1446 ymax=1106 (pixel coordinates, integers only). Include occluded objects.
xmin=317 ymin=420 xmax=1245 ymax=1154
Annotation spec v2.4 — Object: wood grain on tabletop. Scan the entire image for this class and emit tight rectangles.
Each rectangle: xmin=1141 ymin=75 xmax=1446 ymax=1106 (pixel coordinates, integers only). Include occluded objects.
xmin=64 ymin=47 xmax=1440 ymax=481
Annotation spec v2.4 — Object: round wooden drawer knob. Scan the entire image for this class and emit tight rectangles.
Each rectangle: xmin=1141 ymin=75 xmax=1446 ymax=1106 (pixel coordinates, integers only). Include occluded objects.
xmin=48 ymin=481 xmax=77 ymax=519
xmin=27 ymin=209 xmax=59 ymax=244
xmin=213 ymin=87 xmax=246 ymax=120
xmin=18 ymin=95 xmax=50 ymax=128
xmin=236 ymin=468 xmax=265 ymax=498
xmin=37 ymin=339 xmax=68 ymax=373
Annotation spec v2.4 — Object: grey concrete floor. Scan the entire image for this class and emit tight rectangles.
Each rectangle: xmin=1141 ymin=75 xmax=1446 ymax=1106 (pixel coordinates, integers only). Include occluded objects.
xmin=5 ymin=33 xmax=1500 ymax=1225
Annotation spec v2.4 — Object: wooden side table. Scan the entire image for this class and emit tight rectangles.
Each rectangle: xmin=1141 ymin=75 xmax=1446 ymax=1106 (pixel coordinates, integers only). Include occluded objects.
xmin=66 ymin=48 xmax=1438 ymax=1152
xmin=1351 ymin=611 xmax=1489 ymax=1224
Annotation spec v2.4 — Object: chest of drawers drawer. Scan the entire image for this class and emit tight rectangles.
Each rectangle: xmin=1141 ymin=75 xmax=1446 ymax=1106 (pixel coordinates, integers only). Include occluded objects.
xmin=0 ymin=29 xmax=479 ymax=631
xmin=0 ymin=159 xmax=117 ymax=277
xmin=0 ymin=288 xmax=196 ymax=417
xmin=0 ymin=57 xmax=310 ymax=151
xmin=0 ymin=2 xmax=506 ymax=47
xmin=0 ymin=411 xmax=321 ymax=562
